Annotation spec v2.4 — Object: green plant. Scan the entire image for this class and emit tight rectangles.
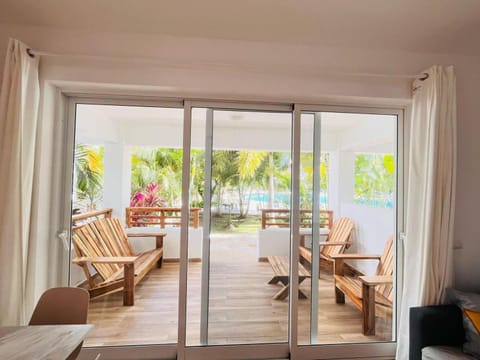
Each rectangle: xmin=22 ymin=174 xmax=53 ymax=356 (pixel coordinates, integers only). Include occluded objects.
xmin=131 ymin=147 xmax=186 ymax=206
xmin=354 ymin=153 xmax=395 ymax=207
xmin=130 ymin=183 xmax=167 ymax=207
xmin=74 ymin=144 xmax=104 ymax=210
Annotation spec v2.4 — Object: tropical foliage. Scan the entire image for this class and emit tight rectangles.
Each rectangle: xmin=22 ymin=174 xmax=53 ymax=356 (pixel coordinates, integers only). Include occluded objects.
xmin=75 ymin=145 xmax=332 ymax=216
xmin=300 ymin=152 xmax=329 ymax=209
xmin=74 ymin=144 xmax=104 ymax=211
xmin=189 ymin=150 xmax=206 ymax=208
xmin=130 ymin=183 xmax=167 ymax=207
xmin=131 ymin=147 xmax=183 ymax=206
xmin=354 ymin=153 xmax=395 ymax=208
xmin=131 ymin=147 xmax=327 ymax=217
xmin=211 ymin=150 xmax=293 ymax=218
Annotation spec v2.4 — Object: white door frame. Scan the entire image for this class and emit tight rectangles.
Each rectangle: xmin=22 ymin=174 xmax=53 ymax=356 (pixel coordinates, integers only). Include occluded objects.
xmin=290 ymin=103 xmax=403 ymax=360
xmin=178 ymin=101 xmax=292 ymax=360
xmin=63 ymin=96 xmax=403 ymax=360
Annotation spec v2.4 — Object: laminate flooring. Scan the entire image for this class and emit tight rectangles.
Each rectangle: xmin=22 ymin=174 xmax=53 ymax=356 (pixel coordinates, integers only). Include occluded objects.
xmin=84 ymin=234 xmax=392 ymax=347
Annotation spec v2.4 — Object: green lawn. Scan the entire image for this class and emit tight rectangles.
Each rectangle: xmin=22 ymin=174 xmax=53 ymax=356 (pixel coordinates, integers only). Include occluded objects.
xmin=210 ymin=214 xmax=262 ymax=234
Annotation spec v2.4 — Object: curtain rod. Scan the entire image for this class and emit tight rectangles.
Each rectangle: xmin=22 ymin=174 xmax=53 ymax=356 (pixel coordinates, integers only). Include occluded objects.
xmin=25 ymin=48 xmax=429 ymax=81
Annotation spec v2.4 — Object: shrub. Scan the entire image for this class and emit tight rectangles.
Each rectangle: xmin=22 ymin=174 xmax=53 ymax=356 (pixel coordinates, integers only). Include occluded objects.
xmin=130 ymin=183 xmax=167 ymax=207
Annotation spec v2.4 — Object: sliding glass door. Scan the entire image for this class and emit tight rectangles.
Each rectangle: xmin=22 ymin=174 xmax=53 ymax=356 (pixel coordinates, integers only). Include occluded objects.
xmin=293 ymin=105 xmax=401 ymax=359
xmin=71 ymin=103 xmax=183 ymax=350
xmin=68 ymin=98 xmax=402 ymax=360
xmin=181 ymin=105 xmax=292 ymax=359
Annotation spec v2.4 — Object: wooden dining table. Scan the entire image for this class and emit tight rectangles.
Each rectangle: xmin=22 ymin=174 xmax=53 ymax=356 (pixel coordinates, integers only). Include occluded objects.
xmin=0 ymin=324 xmax=93 ymax=360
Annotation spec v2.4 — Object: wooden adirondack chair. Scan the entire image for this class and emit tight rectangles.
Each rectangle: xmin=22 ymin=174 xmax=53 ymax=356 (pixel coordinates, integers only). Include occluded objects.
xmin=332 ymin=235 xmax=394 ymax=335
xmin=299 ymin=217 xmax=354 ymax=272
xmin=72 ymin=218 xmax=165 ymax=306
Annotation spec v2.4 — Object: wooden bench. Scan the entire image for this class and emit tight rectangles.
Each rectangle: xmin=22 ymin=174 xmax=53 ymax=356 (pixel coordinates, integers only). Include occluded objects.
xmin=331 ymin=236 xmax=394 ymax=335
xmin=72 ymin=208 xmax=112 ymax=230
xmin=72 ymin=218 xmax=166 ymax=306
xmin=267 ymin=256 xmax=311 ymax=300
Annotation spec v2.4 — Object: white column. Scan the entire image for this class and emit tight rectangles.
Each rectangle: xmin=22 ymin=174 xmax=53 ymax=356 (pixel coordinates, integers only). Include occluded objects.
xmin=328 ymin=150 xmax=355 ymax=219
xmin=338 ymin=150 xmax=355 ymax=206
xmin=328 ymin=151 xmax=340 ymax=217
xmin=103 ymin=142 xmax=131 ymax=220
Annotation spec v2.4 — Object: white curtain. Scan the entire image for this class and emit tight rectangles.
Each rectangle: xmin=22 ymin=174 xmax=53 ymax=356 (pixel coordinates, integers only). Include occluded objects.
xmin=396 ymin=65 xmax=457 ymax=359
xmin=0 ymin=38 xmax=66 ymax=325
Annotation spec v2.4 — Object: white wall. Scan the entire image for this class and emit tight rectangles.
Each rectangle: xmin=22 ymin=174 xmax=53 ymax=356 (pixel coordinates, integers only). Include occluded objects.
xmin=126 ymin=226 xmax=203 ymax=260
xmin=341 ymin=204 xmax=395 ymax=275
xmin=1 ymin=23 xmax=480 ymax=290
xmin=257 ymin=228 xmax=329 ymax=259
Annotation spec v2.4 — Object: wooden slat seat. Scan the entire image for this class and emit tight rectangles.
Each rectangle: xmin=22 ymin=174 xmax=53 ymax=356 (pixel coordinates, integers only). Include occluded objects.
xmin=299 ymin=217 xmax=354 ymax=272
xmin=102 ymin=248 xmax=164 ymax=284
xmin=267 ymin=256 xmax=311 ymax=300
xmin=334 ymin=274 xmax=392 ymax=308
xmin=72 ymin=218 xmax=166 ymax=306
xmin=332 ymin=236 xmax=394 ymax=335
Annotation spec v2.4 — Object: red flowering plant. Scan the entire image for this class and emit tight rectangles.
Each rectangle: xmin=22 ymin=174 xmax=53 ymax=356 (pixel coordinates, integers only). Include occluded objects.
xmin=130 ymin=183 xmax=167 ymax=207
xmin=130 ymin=183 xmax=167 ymax=225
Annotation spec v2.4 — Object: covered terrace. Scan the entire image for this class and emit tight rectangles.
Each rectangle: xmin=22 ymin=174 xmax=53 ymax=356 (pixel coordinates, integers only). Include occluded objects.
xmin=72 ymin=104 xmax=396 ymax=346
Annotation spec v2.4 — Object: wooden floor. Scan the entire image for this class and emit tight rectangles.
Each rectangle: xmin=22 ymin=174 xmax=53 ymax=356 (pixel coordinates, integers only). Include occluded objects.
xmin=84 ymin=234 xmax=392 ymax=347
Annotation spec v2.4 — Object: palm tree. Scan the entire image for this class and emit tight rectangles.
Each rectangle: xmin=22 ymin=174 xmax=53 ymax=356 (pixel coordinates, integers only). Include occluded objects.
xmin=131 ymin=147 xmax=185 ymax=206
xmin=299 ymin=152 xmax=329 ymax=209
xmin=236 ymin=150 xmax=268 ymax=217
xmin=354 ymin=153 xmax=394 ymax=206
xmin=211 ymin=150 xmax=238 ymax=214
xmin=74 ymin=144 xmax=104 ymax=211
xmin=190 ymin=149 xmax=205 ymax=207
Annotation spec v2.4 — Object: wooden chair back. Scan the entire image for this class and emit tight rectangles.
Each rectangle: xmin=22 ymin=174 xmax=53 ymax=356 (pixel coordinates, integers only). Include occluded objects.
xmin=29 ymin=287 xmax=89 ymax=360
xmin=375 ymin=235 xmax=394 ymax=301
xmin=30 ymin=287 xmax=89 ymax=325
xmin=321 ymin=217 xmax=354 ymax=258
xmin=72 ymin=218 xmax=134 ymax=281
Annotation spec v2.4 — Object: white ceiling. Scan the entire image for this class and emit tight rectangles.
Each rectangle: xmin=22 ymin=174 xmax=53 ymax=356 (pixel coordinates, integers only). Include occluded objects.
xmin=1 ymin=0 xmax=480 ymax=56
xmin=75 ymin=104 xmax=395 ymax=153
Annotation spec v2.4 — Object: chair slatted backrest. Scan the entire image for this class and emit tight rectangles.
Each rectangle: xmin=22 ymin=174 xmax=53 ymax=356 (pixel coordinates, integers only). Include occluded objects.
xmin=321 ymin=217 xmax=354 ymax=258
xmin=375 ymin=235 xmax=394 ymax=302
xmin=72 ymin=218 xmax=134 ymax=281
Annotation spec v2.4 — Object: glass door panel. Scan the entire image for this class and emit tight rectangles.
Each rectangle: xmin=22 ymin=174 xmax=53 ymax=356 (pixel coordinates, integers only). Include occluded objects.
xmin=186 ymin=108 xmax=292 ymax=346
xmin=71 ymin=104 xmax=182 ymax=347
xmin=298 ymin=110 xmax=398 ymax=346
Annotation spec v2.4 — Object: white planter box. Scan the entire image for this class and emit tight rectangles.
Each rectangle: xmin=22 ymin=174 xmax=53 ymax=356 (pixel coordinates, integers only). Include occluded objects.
xmin=257 ymin=227 xmax=329 ymax=259
xmin=126 ymin=226 xmax=203 ymax=260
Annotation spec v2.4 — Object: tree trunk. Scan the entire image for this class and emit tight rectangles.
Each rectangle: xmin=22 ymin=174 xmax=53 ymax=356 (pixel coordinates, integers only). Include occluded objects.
xmin=238 ymin=185 xmax=245 ymax=218
xmin=268 ymin=152 xmax=275 ymax=208
xmin=243 ymin=187 xmax=254 ymax=218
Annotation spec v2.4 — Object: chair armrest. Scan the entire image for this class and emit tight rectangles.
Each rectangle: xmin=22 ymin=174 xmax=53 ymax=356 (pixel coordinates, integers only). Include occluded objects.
xmin=127 ymin=232 xmax=166 ymax=238
xmin=409 ymin=305 xmax=465 ymax=360
xmin=330 ymin=254 xmax=382 ymax=260
xmin=73 ymin=256 xmax=137 ymax=264
xmin=359 ymin=275 xmax=393 ymax=286
xmin=318 ymin=241 xmax=352 ymax=247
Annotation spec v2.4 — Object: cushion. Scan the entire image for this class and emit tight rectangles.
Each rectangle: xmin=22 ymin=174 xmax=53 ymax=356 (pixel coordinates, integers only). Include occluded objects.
xmin=464 ymin=309 xmax=480 ymax=334
xmin=422 ymin=346 xmax=477 ymax=360
xmin=447 ymin=288 xmax=480 ymax=358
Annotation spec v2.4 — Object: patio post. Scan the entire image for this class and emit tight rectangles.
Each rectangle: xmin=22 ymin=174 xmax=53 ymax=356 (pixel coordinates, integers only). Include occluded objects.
xmin=338 ymin=150 xmax=355 ymax=209
xmin=328 ymin=151 xmax=340 ymax=216
xmin=103 ymin=142 xmax=131 ymax=220
xmin=338 ymin=150 xmax=355 ymax=204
